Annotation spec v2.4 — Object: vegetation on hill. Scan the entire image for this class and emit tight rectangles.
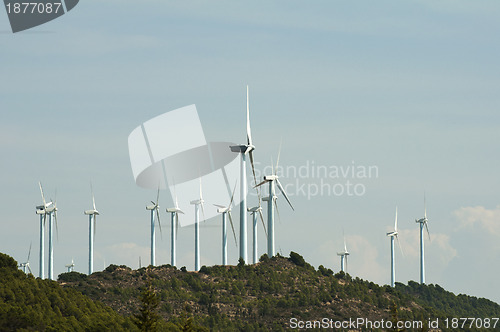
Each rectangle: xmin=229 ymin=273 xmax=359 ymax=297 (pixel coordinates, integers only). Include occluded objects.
xmin=0 ymin=253 xmax=137 ymax=331
xmin=1 ymin=251 xmax=498 ymax=331
xmin=58 ymin=252 xmax=500 ymax=331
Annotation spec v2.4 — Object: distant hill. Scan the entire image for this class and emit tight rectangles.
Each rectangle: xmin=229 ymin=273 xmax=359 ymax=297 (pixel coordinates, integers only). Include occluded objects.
xmin=57 ymin=252 xmax=500 ymax=331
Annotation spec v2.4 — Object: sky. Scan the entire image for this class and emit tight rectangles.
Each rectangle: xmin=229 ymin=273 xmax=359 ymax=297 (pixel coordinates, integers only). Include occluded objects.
xmin=1 ymin=0 xmax=500 ymax=305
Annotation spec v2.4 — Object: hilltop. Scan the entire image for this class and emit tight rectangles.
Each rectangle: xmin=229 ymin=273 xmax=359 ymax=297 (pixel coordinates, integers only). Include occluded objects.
xmin=1 ymin=251 xmax=498 ymax=331
xmin=58 ymin=252 xmax=499 ymax=331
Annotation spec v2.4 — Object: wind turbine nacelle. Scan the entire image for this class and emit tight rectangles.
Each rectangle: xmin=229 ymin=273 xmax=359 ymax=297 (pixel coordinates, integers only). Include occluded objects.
xmin=190 ymin=199 xmax=204 ymax=205
xmin=230 ymin=145 xmax=247 ymax=153
xmin=84 ymin=210 xmax=99 ymax=215
xmin=387 ymin=231 xmax=398 ymax=237
xmin=247 ymin=206 xmax=262 ymax=213
xmin=35 ymin=209 xmax=45 ymax=215
xmin=46 ymin=207 xmax=57 ymax=213
xmin=264 ymin=175 xmax=278 ymax=181
xmin=146 ymin=205 xmax=157 ymax=210
xmin=217 ymin=207 xmax=230 ymax=213
xmin=166 ymin=208 xmax=184 ymax=214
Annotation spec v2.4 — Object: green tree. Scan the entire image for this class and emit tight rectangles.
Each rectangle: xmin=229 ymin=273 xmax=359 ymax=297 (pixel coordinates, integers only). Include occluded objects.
xmin=134 ymin=282 xmax=160 ymax=331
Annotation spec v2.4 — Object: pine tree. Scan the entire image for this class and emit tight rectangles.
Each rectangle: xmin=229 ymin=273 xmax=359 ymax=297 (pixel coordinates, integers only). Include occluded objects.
xmin=134 ymin=282 xmax=160 ymax=331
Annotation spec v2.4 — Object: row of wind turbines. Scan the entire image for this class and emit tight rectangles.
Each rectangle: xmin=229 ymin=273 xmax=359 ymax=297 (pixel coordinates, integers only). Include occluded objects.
xmin=28 ymin=86 xmax=295 ymax=279
xmin=337 ymin=199 xmax=431 ymax=287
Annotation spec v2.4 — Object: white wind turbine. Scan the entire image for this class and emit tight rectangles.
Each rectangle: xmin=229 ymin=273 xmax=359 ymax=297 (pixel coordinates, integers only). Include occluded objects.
xmin=255 ymin=148 xmax=294 ymax=257
xmin=166 ymin=188 xmax=184 ymax=267
xmin=19 ymin=242 xmax=33 ymax=274
xmin=230 ymin=85 xmax=258 ymax=264
xmin=84 ymin=183 xmax=99 ymax=275
xmin=387 ymin=207 xmax=403 ymax=287
xmin=247 ymin=205 xmax=266 ymax=264
xmin=337 ymin=231 xmax=349 ymax=273
xmin=36 ymin=182 xmax=53 ymax=279
xmin=46 ymin=191 xmax=58 ymax=281
xmin=415 ymin=195 xmax=430 ymax=284
xmin=214 ymin=183 xmax=238 ymax=266
xmin=146 ymin=187 xmax=162 ymax=266
xmin=190 ymin=179 xmax=205 ymax=271
xmin=65 ymin=258 xmax=75 ymax=272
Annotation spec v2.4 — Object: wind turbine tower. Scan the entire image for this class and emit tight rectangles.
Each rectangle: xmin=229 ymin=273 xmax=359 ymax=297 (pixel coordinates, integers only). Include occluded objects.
xmin=230 ymin=85 xmax=258 ymax=264
xmin=255 ymin=149 xmax=294 ymax=257
xmin=36 ymin=182 xmax=52 ymax=279
xmin=146 ymin=188 xmax=161 ymax=266
xmin=65 ymin=259 xmax=75 ymax=272
xmin=247 ymin=205 xmax=264 ymax=264
xmin=19 ymin=243 xmax=33 ymax=274
xmin=46 ymin=195 xmax=57 ymax=281
xmin=215 ymin=183 xmax=237 ymax=265
xmin=166 ymin=190 xmax=184 ymax=267
xmin=337 ymin=232 xmax=349 ymax=273
xmin=387 ymin=207 xmax=403 ymax=287
xmin=190 ymin=179 xmax=205 ymax=271
xmin=415 ymin=196 xmax=430 ymax=284
xmin=84 ymin=184 xmax=99 ymax=275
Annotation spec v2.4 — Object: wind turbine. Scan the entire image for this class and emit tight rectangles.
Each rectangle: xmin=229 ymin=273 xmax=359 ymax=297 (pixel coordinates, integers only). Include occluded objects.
xmin=214 ymin=183 xmax=238 ymax=266
xmin=230 ymin=85 xmax=258 ymax=264
xmin=36 ymin=182 xmax=52 ymax=279
xmin=65 ymin=258 xmax=75 ymax=272
xmin=146 ymin=187 xmax=162 ymax=266
xmin=190 ymin=178 xmax=205 ymax=271
xmin=387 ymin=207 xmax=403 ymax=287
xmin=84 ymin=183 xmax=99 ymax=275
xmin=166 ymin=188 xmax=184 ymax=267
xmin=415 ymin=195 xmax=430 ymax=284
xmin=255 ymin=147 xmax=294 ymax=257
xmin=247 ymin=205 xmax=265 ymax=264
xmin=46 ymin=192 xmax=58 ymax=280
xmin=337 ymin=231 xmax=349 ymax=273
xmin=19 ymin=242 xmax=33 ymax=274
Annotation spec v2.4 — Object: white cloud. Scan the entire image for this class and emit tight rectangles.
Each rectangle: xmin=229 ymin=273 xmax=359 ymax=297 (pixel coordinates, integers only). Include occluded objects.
xmin=453 ymin=205 xmax=500 ymax=236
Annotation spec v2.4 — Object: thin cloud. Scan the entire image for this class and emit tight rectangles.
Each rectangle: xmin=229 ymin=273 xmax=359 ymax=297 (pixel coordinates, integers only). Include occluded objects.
xmin=454 ymin=205 xmax=500 ymax=236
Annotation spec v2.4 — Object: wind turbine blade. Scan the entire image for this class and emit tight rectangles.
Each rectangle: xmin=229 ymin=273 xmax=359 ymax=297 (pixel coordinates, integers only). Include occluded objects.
xmin=394 ymin=206 xmax=398 ymax=232
xmin=343 ymin=229 xmax=347 ymax=253
xmin=91 ymin=182 xmax=96 ymax=211
xmin=254 ymin=179 xmax=269 ymax=188
xmin=228 ymin=212 xmax=238 ymax=246
xmin=258 ymin=209 xmax=267 ymax=236
xmin=396 ymin=234 xmax=405 ymax=257
xmin=54 ymin=211 xmax=59 ymax=241
xmin=200 ymin=202 xmax=206 ymax=222
xmin=274 ymin=198 xmax=281 ymax=224
xmin=424 ymin=192 xmax=427 ymax=219
xmin=229 ymin=181 xmax=237 ymax=207
xmin=156 ymin=209 xmax=162 ymax=238
xmin=173 ymin=183 xmax=180 ymax=209
xmin=38 ymin=181 xmax=47 ymax=208
xmin=276 ymin=179 xmax=294 ymax=211
xmin=275 ymin=138 xmax=282 ymax=172
xmin=27 ymin=265 xmax=33 ymax=274
xmin=94 ymin=215 xmax=97 ymax=238
xmin=425 ymin=221 xmax=430 ymax=241
xmin=246 ymin=85 xmax=252 ymax=146
xmin=156 ymin=186 xmax=160 ymax=206
xmin=175 ymin=213 xmax=179 ymax=240
xmin=345 ymin=255 xmax=348 ymax=273
xmin=27 ymin=242 xmax=32 ymax=261
xmin=271 ymin=156 xmax=274 ymax=177
xmin=249 ymin=150 xmax=258 ymax=189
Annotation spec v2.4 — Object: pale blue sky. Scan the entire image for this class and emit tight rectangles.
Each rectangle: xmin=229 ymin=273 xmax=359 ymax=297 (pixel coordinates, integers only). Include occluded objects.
xmin=1 ymin=1 xmax=500 ymax=304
